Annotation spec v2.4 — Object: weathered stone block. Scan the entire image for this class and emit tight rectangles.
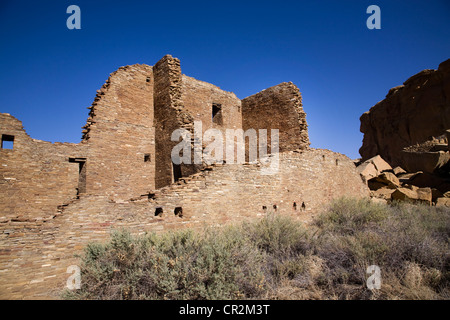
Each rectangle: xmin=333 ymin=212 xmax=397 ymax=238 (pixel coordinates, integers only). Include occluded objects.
xmin=391 ymin=187 xmax=432 ymax=205
xmin=368 ymin=172 xmax=400 ymax=190
xmin=357 ymin=155 xmax=392 ymax=183
xmin=370 ymin=187 xmax=395 ymax=200
xmin=436 ymin=197 xmax=450 ymax=207
xmin=393 ymin=166 xmax=407 ymax=176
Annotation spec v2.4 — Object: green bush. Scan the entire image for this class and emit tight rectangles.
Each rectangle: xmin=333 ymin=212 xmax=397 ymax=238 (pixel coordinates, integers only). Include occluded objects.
xmin=64 ymin=198 xmax=450 ymax=300
xmin=64 ymin=227 xmax=266 ymax=300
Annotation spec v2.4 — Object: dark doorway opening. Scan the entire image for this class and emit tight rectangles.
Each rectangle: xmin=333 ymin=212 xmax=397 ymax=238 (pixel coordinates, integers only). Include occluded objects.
xmin=172 ymin=163 xmax=182 ymax=183
xmin=69 ymin=158 xmax=87 ymax=195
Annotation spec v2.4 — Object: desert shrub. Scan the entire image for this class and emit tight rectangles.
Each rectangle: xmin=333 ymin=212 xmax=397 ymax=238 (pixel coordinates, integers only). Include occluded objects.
xmin=312 ymin=198 xmax=450 ymax=299
xmin=244 ymin=213 xmax=311 ymax=256
xmin=243 ymin=213 xmax=314 ymax=287
xmin=314 ymin=197 xmax=389 ymax=234
xmin=64 ymin=198 xmax=450 ymax=300
xmin=64 ymin=227 xmax=266 ymax=300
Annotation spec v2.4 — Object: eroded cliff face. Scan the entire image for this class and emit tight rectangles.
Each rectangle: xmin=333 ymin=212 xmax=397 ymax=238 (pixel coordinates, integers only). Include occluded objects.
xmin=359 ymin=59 xmax=450 ymax=168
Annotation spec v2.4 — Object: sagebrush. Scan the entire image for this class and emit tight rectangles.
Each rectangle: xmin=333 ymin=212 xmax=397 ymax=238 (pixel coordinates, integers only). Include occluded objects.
xmin=63 ymin=198 xmax=450 ymax=300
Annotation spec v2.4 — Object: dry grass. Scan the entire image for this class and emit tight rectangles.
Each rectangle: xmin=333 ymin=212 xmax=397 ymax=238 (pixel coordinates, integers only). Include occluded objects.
xmin=63 ymin=198 xmax=450 ymax=300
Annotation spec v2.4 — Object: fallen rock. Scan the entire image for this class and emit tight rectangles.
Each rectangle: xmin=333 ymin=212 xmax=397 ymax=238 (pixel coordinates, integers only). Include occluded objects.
xmin=391 ymin=187 xmax=432 ymax=205
xmin=405 ymin=184 xmax=419 ymax=191
xmin=357 ymin=162 xmax=378 ymax=183
xmin=436 ymin=197 xmax=450 ymax=207
xmin=393 ymin=166 xmax=407 ymax=176
xmin=416 ymin=187 xmax=433 ymax=204
xmin=370 ymin=187 xmax=395 ymax=200
xmin=370 ymin=155 xmax=393 ymax=172
xmin=357 ymin=155 xmax=392 ymax=183
xmin=398 ymin=171 xmax=422 ymax=183
xmin=392 ymin=188 xmax=417 ymax=202
xmin=368 ymin=172 xmax=400 ymax=190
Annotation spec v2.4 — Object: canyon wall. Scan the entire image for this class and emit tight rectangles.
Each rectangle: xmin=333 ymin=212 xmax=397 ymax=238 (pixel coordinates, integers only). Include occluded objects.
xmin=360 ymin=59 xmax=450 ymax=167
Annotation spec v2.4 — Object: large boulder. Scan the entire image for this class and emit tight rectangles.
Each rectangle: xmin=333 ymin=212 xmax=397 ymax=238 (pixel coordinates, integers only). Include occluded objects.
xmin=391 ymin=187 xmax=432 ymax=205
xmin=368 ymin=172 xmax=401 ymax=190
xmin=357 ymin=155 xmax=392 ymax=183
xmin=370 ymin=187 xmax=396 ymax=200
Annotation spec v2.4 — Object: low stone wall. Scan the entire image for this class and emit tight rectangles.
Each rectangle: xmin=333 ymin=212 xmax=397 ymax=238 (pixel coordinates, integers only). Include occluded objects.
xmin=0 ymin=114 xmax=88 ymax=222
xmin=0 ymin=148 xmax=368 ymax=299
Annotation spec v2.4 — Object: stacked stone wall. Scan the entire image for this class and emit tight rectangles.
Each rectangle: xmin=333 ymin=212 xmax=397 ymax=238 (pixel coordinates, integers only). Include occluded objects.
xmin=83 ymin=64 xmax=155 ymax=200
xmin=0 ymin=148 xmax=368 ymax=299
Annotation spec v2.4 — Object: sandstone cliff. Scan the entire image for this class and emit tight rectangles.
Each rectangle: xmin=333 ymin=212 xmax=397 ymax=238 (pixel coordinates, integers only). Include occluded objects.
xmin=359 ymin=59 xmax=450 ymax=168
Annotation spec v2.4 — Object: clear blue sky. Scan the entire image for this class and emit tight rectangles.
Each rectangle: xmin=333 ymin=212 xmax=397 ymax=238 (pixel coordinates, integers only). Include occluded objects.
xmin=1 ymin=0 xmax=449 ymax=159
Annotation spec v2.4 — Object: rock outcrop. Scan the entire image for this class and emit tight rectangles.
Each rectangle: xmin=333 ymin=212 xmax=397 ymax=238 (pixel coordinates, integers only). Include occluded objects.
xmin=359 ymin=59 xmax=450 ymax=168
xmin=359 ymin=59 xmax=450 ymax=203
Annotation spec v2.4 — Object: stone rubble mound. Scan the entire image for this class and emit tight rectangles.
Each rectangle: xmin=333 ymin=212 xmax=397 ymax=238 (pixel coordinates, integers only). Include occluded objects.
xmin=356 ymin=150 xmax=450 ymax=206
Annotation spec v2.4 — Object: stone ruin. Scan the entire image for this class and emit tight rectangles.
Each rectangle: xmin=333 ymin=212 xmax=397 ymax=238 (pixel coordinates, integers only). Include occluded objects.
xmin=0 ymin=55 xmax=369 ymax=298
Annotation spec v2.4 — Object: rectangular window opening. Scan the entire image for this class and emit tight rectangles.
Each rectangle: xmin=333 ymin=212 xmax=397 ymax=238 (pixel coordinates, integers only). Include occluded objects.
xmin=1 ymin=134 xmax=14 ymax=150
xmin=212 ymin=103 xmax=223 ymax=125
xmin=144 ymin=154 xmax=151 ymax=162
xmin=172 ymin=163 xmax=182 ymax=183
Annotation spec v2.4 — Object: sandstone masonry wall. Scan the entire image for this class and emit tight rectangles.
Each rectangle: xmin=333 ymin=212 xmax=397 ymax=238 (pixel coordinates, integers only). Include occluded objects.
xmin=0 ymin=148 xmax=368 ymax=299
xmin=181 ymin=75 xmax=242 ymax=133
xmin=0 ymin=114 xmax=87 ymax=221
xmin=83 ymin=64 xmax=156 ymax=201
xmin=181 ymin=75 xmax=242 ymax=165
xmin=242 ymin=82 xmax=310 ymax=153
xmin=153 ymin=55 xmax=195 ymax=189
xmin=0 ymin=54 xmax=368 ymax=299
